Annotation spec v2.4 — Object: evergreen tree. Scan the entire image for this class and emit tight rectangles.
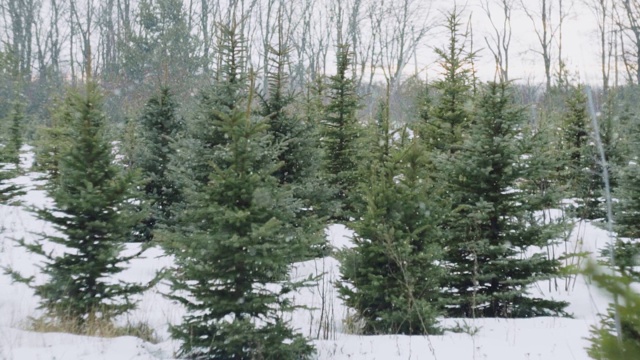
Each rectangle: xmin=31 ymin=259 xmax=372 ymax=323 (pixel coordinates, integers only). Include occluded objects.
xmin=610 ymin=126 xmax=640 ymax=281
xmin=587 ymin=263 xmax=640 ymax=360
xmin=419 ymin=10 xmax=475 ymax=155
xmin=321 ymin=43 xmax=361 ymax=221
xmin=259 ymin=35 xmax=328 ymax=257
xmin=0 ymin=155 xmax=23 ymax=203
xmin=3 ymin=99 xmax=25 ymax=168
xmin=7 ymin=83 xmax=146 ymax=329
xmin=339 ymin=100 xmax=444 ymax=335
xmin=131 ymin=87 xmax=184 ymax=242
xmin=33 ymin=94 xmax=74 ymax=183
xmin=164 ymin=21 xmax=315 ymax=359
xmin=172 ymin=22 xmax=248 ymax=190
xmin=561 ymin=86 xmax=604 ymax=219
xmin=439 ymin=82 xmax=568 ymax=318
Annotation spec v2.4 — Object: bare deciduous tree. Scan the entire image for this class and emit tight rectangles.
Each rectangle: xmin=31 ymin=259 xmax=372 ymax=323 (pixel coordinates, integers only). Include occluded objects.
xmin=583 ymin=0 xmax=615 ymax=91
xmin=615 ymin=0 xmax=640 ymax=84
xmin=481 ymin=0 xmax=514 ymax=82
xmin=520 ymin=0 xmax=566 ymax=90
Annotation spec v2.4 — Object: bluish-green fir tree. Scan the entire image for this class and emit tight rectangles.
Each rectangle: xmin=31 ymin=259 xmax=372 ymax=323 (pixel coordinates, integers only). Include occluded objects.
xmin=339 ymin=99 xmax=444 ymax=334
xmin=439 ymin=82 xmax=569 ymax=318
xmin=7 ymin=83 xmax=146 ymax=329
xmin=561 ymin=86 xmax=604 ymax=219
xmin=259 ymin=29 xmax=328 ymax=258
xmin=420 ymin=9 xmax=475 ymax=156
xmin=321 ymin=43 xmax=362 ymax=221
xmin=131 ymin=87 xmax=184 ymax=242
xmin=3 ymin=99 xmax=25 ymax=168
xmin=609 ymin=116 xmax=640 ymax=281
xmin=586 ymin=262 xmax=640 ymax=360
xmin=163 ymin=20 xmax=315 ymax=359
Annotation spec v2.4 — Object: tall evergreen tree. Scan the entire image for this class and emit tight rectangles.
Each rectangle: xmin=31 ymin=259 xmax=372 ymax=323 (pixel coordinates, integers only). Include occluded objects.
xmin=339 ymin=100 xmax=444 ymax=335
xmin=164 ymin=21 xmax=315 ymax=359
xmin=561 ymin=86 xmax=604 ymax=219
xmin=172 ymin=22 xmax=247 ymax=190
xmin=321 ymin=43 xmax=361 ymax=221
xmin=3 ymin=99 xmax=25 ymax=168
xmin=439 ymin=82 xmax=568 ymax=318
xmin=259 ymin=32 xmax=327 ymax=257
xmin=131 ymin=87 xmax=184 ymax=242
xmin=33 ymin=94 xmax=74 ymax=183
xmin=609 ymin=122 xmax=640 ymax=281
xmin=419 ymin=10 xmax=475 ymax=156
xmin=7 ymin=83 xmax=146 ymax=329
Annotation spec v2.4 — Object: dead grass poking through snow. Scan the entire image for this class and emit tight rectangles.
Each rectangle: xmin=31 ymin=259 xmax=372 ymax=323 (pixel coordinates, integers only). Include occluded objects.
xmin=24 ymin=315 xmax=159 ymax=343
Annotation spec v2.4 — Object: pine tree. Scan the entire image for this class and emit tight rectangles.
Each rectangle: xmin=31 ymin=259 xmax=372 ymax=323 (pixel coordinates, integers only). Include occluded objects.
xmin=439 ymin=82 xmax=569 ymax=318
xmin=164 ymin=21 xmax=315 ymax=359
xmin=321 ymin=43 xmax=361 ymax=221
xmin=131 ymin=87 xmax=184 ymax=242
xmin=339 ymin=100 xmax=444 ymax=335
xmin=7 ymin=83 xmax=146 ymax=329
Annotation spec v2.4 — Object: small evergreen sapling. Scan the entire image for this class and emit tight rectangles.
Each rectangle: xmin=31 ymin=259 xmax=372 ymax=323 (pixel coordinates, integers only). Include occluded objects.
xmin=0 ymin=156 xmax=23 ymax=204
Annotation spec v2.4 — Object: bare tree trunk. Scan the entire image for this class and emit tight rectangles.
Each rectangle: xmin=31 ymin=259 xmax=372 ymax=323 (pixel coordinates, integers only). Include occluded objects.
xmin=481 ymin=0 xmax=514 ymax=82
xmin=619 ymin=0 xmax=640 ymax=84
xmin=3 ymin=0 xmax=37 ymax=79
xmin=521 ymin=0 xmax=560 ymax=91
xmin=584 ymin=0 xmax=613 ymax=92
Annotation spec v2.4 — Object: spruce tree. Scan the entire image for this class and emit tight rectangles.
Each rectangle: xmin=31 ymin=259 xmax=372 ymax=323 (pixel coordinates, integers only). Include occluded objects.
xmin=4 ymin=99 xmax=25 ymax=168
xmin=439 ymin=82 xmax=568 ymax=318
xmin=33 ymin=94 xmax=74 ymax=183
xmin=0 ymin=156 xmax=22 ymax=203
xmin=610 ymin=126 xmax=640 ymax=280
xmin=561 ymin=86 xmax=604 ymax=219
xmin=321 ymin=43 xmax=361 ymax=221
xmin=131 ymin=87 xmax=184 ymax=242
xmin=339 ymin=100 xmax=444 ymax=335
xmin=587 ymin=263 xmax=640 ymax=360
xmin=172 ymin=23 xmax=248 ymax=190
xmin=7 ymin=83 xmax=146 ymax=329
xmin=419 ymin=10 xmax=475 ymax=156
xmin=259 ymin=34 xmax=327 ymax=258
xmin=164 ymin=21 xmax=315 ymax=359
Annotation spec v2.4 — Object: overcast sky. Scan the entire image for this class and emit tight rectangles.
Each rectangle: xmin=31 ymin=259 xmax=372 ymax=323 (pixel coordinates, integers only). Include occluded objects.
xmin=419 ymin=0 xmax=604 ymax=85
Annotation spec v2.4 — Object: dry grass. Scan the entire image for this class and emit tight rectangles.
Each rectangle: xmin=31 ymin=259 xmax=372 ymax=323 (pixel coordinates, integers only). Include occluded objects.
xmin=25 ymin=314 xmax=159 ymax=343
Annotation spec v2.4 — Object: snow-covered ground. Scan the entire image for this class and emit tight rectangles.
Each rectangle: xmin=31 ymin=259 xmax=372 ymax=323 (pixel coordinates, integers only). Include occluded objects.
xmin=0 ymin=150 xmax=614 ymax=359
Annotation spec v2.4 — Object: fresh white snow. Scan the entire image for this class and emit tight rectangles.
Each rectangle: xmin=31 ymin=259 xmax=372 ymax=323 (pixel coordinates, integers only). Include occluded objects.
xmin=0 ymin=150 xmax=613 ymax=359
